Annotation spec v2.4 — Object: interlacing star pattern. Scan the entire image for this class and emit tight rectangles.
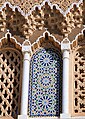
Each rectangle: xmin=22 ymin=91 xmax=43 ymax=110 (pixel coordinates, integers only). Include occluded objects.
xmin=29 ymin=48 xmax=62 ymax=117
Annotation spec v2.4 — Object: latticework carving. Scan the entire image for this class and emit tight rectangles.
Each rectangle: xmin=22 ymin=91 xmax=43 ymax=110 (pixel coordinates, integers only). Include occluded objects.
xmin=50 ymin=0 xmax=80 ymax=11
xmin=0 ymin=4 xmax=27 ymax=38
xmin=0 ymin=2 xmax=66 ymax=38
xmin=0 ymin=0 xmax=43 ymax=14
xmin=83 ymin=0 xmax=85 ymax=25
xmin=66 ymin=3 xmax=83 ymax=36
xmin=0 ymin=0 xmax=80 ymax=13
xmin=0 ymin=48 xmax=22 ymax=118
xmin=74 ymin=48 xmax=85 ymax=115
xmin=0 ymin=1 xmax=83 ymax=41
xmin=0 ymin=0 xmax=83 ymax=40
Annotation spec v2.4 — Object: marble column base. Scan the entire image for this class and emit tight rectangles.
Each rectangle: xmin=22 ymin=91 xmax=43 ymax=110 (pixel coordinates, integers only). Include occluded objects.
xmin=60 ymin=113 xmax=71 ymax=118
xmin=18 ymin=115 xmax=28 ymax=119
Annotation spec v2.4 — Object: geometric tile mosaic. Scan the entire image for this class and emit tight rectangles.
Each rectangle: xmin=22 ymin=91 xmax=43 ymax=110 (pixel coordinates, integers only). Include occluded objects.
xmin=29 ymin=48 xmax=62 ymax=117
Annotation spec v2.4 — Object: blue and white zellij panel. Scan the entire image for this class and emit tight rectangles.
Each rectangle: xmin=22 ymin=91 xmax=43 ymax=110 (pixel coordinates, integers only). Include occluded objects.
xmin=29 ymin=48 xmax=62 ymax=117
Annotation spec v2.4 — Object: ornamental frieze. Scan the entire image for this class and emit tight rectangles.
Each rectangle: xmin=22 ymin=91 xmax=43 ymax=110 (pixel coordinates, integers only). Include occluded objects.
xmin=0 ymin=0 xmax=80 ymax=13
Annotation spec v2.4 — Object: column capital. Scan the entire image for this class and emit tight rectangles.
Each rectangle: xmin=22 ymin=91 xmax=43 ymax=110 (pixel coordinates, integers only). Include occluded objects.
xmin=22 ymin=45 xmax=31 ymax=54
xmin=22 ymin=40 xmax=31 ymax=54
xmin=61 ymin=38 xmax=70 ymax=51
xmin=22 ymin=46 xmax=31 ymax=61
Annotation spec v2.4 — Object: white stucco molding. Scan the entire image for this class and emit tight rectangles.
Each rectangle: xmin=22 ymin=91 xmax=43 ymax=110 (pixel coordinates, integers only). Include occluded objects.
xmin=0 ymin=0 xmax=83 ymax=18
xmin=31 ymin=30 xmax=60 ymax=48
xmin=71 ymin=28 xmax=85 ymax=44
xmin=0 ymin=30 xmax=22 ymax=49
xmin=61 ymin=38 xmax=71 ymax=51
xmin=22 ymin=40 xmax=32 ymax=54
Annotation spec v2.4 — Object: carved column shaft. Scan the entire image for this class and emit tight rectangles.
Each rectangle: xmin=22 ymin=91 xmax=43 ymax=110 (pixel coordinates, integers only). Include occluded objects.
xmin=21 ymin=46 xmax=31 ymax=115
xmin=61 ymin=39 xmax=70 ymax=117
xmin=62 ymin=50 xmax=70 ymax=113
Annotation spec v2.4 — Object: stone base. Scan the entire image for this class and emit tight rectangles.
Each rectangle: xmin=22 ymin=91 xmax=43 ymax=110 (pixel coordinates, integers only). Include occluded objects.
xmin=18 ymin=115 xmax=85 ymax=119
xmin=18 ymin=115 xmax=28 ymax=119
xmin=18 ymin=116 xmax=59 ymax=119
xmin=0 ymin=116 xmax=13 ymax=119
xmin=60 ymin=113 xmax=71 ymax=118
xmin=72 ymin=116 xmax=85 ymax=119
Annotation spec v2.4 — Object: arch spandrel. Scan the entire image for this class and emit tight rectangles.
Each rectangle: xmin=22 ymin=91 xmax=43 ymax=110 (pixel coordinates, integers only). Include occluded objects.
xmin=0 ymin=32 xmax=22 ymax=51
xmin=71 ymin=28 xmax=85 ymax=49
xmin=68 ymin=27 xmax=83 ymax=42
xmin=30 ymin=31 xmax=61 ymax=54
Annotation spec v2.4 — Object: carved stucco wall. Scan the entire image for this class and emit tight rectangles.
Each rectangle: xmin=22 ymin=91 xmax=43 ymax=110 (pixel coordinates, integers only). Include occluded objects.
xmin=0 ymin=34 xmax=22 ymax=119
xmin=0 ymin=0 xmax=83 ymax=45
xmin=69 ymin=30 xmax=85 ymax=116
xmin=0 ymin=0 xmax=80 ymax=13
xmin=74 ymin=48 xmax=85 ymax=115
xmin=0 ymin=0 xmax=85 ymax=118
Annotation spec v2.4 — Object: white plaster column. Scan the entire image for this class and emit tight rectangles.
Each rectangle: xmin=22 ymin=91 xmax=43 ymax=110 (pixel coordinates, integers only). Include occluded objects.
xmin=19 ymin=45 xmax=31 ymax=119
xmin=61 ymin=39 xmax=71 ymax=118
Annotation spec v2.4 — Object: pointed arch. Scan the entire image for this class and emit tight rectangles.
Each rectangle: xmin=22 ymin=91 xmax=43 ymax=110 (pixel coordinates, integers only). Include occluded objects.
xmin=71 ymin=28 xmax=85 ymax=49
xmin=28 ymin=30 xmax=63 ymax=117
xmin=31 ymin=31 xmax=61 ymax=54
xmin=0 ymin=31 xmax=22 ymax=50
xmin=0 ymin=32 xmax=22 ymax=118
xmin=70 ymin=28 xmax=85 ymax=116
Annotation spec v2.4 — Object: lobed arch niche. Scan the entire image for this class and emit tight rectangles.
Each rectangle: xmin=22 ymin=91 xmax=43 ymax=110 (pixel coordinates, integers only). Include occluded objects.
xmin=28 ymin=32 xmax=63 ymax=117
xmin=71 ymin=29 xmax=85 ymax=116
xmin=0 ymin=33 xmax=23 ymax=119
